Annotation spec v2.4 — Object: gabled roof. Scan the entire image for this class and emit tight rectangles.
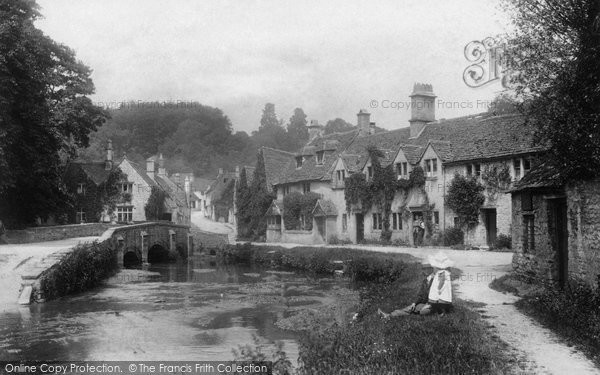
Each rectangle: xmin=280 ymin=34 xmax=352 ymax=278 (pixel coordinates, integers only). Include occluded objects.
xmin=155 ymin=175 xmax=188 ymax=210
xmin=73 ymin=162 xmax=113 ymax=185
xmin=312 ymin=199 xmax=338 ymax=217
xmin=191 ymin=178 xmax=215 ymax=193
xmin=261 ymin=147 xmax=295 ymax=187
xmin=397 ymin=144 xmax=424 ymax=164
xmin=121 ymin=158 xmax=157 ymax=187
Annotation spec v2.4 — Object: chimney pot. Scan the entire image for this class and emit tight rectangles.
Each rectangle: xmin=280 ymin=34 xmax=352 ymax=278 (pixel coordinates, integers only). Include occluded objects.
xmin=409 ymin=83 xmax=436 ymax=138
xmin=357 ymin=109 xmax=371 ymax=136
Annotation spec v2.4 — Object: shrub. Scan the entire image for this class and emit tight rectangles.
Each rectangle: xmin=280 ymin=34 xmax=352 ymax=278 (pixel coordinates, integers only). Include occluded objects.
xmin=493 ymin=233 xmax=512 ymax=250
xmin=443 ymin=226 xmax=464 ymax=246
xmin=40 ymin=241 xmax=118 ymax=300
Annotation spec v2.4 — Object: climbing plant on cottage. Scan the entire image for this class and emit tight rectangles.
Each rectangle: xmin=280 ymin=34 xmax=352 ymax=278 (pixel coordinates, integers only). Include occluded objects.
xmin=344 ymin=145 xmax=426 ymax=241
xmin=145 ymin=186 xmax=167 ymax=221
xmin=283 ymin=192 xmax=320 ymax=230
xmin=446 ymin=173 xmax=485 ymax=228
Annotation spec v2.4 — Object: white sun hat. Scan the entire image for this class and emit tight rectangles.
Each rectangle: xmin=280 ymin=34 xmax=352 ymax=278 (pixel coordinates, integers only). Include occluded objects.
xmin=427 ymin=251 xmax=454 ymax=269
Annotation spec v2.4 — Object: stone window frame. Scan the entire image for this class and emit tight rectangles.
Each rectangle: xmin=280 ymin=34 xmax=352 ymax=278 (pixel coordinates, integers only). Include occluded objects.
xmin=372 ymin=213 xmax=383 ymax=231
xmin=392 ymin=212 xmax=403 ymax=231
xmin=523 ymin=214 xmax=535 ymax=253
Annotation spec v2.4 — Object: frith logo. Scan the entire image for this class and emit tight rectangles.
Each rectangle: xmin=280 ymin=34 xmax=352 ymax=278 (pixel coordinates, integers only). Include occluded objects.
xmin=463 ymin=37 xmax=512 ymax=89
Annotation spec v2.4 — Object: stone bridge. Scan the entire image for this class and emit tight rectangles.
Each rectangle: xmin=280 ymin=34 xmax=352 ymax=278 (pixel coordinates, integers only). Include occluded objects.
xmin=98 ymin=222 xmax=193 ymax=267
xmin=18 ymin=222 xmax=193 ymax=304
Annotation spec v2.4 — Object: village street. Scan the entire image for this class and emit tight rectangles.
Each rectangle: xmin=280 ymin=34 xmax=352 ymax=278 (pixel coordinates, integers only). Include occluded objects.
xmin=245 ymin=241 xmax=600 ymax=375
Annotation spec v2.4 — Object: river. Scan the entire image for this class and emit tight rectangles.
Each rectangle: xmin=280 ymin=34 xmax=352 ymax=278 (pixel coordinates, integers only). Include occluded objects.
xmin=0 ymin=256 xmax=356 ymax=362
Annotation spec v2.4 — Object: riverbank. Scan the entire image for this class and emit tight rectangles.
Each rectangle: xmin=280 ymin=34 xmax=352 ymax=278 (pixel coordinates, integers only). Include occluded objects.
xmin=219 ymin=244 xmax=522 ymax=374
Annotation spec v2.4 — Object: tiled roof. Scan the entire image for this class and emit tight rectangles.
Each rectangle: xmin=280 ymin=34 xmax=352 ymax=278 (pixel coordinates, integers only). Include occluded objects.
xmin=191 ymin=178 xmax=215 ymax=193
xmin=510 ymin=162 xmax=565 ymax=192
xmin=125 ymin=159 xmax=157 ymax=187
xmin=261 ymin=147 xmax=296 ymax=187
xmin=265 ymin=112 xmax=543 ymax=185
xmin=277 ymin=131 xmax=357 ymax=184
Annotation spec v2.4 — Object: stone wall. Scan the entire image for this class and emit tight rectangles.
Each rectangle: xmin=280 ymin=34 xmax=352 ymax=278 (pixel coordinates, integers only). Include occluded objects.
xmin=511 ymin=192 xmax=556 ymax=284
xmin=566 ymin=179 xmax=600 ymax=288
xmin=6 ymin=223 xmax=113 ymax=244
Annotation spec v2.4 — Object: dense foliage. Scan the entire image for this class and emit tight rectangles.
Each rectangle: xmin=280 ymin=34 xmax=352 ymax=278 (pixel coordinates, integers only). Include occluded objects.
xmin=282 ymin=192 xmax=321 ymax=230
xmin=0 ymin=0 xmax=109 ymax=227
xmin=481 ymin=163 xmax=512 ymax=199
xmin=40 ymin=241 xmax=118 ymax=300
xmin=446 ymin=173 xmax=485 ymax=228
xmin=144 ymin=185 xmax=167 ymax=221
xmin=235 ymin=150 xmax=276 ymax=240
xmin=442 ymin=226 xmax=465 ymax=246
xmin=65 ymin=167 xmax=127 ymax=223
xmin=502 ymin=0 xmax=600 ymax=180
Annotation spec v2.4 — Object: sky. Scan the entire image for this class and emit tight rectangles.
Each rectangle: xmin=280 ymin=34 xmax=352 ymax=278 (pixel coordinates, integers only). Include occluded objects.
xmin=35 ymin=0 xmax=511 ymax=134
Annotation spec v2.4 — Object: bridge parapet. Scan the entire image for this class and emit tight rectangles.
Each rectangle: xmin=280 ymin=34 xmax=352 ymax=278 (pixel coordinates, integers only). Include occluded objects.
xmin=99 ymin=221 xmax=193 ymax=267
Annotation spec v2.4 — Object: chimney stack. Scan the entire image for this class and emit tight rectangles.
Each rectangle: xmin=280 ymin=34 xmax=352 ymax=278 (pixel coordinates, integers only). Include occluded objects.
xmin=307 ymin=120 xmax=323 ymax=140
xmin=409 ymin=83 xmax=436 ymax=138
xmin=146 ymin=156 xmax=156 ymax=180
xmin=369 ymin=122 xmax=376 ymax=135
xmin=105 ymin=139 xmax=113 ymax=170
xmin=158 ymin=153 xmax=166 ymax=177
xmin=184 ymin=176 xmax=191 ymax=196
xmin=357 ymin=109 xmax=371 ymax=136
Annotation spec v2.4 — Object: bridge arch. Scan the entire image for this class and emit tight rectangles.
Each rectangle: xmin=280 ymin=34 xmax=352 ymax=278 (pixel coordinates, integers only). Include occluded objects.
xmin=148 ymin=243 xmax=170 ymax=263
xmin=123 ymin=246 xmax=141 ymax=268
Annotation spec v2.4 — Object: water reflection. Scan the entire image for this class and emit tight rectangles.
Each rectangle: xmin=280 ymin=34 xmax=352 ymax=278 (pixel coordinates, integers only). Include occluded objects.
xmin=0 ymin=256 xmax=350 ymax=362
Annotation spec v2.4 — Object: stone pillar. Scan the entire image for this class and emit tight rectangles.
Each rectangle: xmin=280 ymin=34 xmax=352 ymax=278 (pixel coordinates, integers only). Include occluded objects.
xmin=116 ymin=235 xmax=125 ymax=268
xmin=169 ymin=230 xmax=176 ymax=252
xmin=141 ymin=231 xmax=149 ymax=267
xmin=187 ymin=233 xmax=194 ymax=259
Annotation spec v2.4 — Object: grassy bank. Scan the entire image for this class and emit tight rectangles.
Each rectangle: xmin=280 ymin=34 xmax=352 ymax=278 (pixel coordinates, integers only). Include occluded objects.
xmin=223 ymin=244 xmax=516 ymax=374
xmin=39 ymin=241 xmax=118 ymax=300
xmin=492 ymin=274 xmax=600 ymax=367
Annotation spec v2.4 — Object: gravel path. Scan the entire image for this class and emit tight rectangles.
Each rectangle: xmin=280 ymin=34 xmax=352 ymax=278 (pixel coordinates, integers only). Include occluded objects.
xmin=250 ymin=242 xmax=600 ymax=374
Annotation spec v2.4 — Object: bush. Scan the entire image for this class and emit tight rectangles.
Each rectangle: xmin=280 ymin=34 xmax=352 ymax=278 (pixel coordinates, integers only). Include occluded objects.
xmin=443 ymin=226 xmax=464 ymax=246
xmin=493 ymin=233 xmax=512 ymax=250
xmin=40 ymin=241 xmax=118 ymax=300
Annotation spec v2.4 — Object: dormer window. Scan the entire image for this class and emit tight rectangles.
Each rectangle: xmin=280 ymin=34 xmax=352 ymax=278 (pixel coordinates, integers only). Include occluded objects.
xmin=77 ymin=183 xmax=86 ymax=195
xmin=316 ymin=151 xmax=324 ymax=165
xmin=336 ymin=170 xmax=346 ymax=181
xmin=296 ymin=156 xmax=303 ymax=168
xmin=396 ymin=162 xmax=408 ymax=179
xmin=424 ymin=158 xmax=438 ymax=177
xmin=367 ymin=166 xmax=373 ymax=180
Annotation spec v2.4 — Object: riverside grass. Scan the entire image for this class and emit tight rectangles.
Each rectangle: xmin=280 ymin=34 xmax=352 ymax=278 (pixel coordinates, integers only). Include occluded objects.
xmin=221 ymin=243 xmax=518 ymax=374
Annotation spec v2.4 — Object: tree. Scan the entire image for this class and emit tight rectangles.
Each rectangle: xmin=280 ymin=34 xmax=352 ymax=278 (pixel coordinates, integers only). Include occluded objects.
xmin=286 ymin=108 xmax=309 ymax=150
xmin=259 ymin=103 xmax=280 ymax=131
xmin=145 ymin=186 xmax=167 ymax=221
xmin=0 ymin=0 xmax=109 ymax=227
xmin=324 ymin=118 xmax=355 ymax=134
xmin=502 ymin=0 xmax=600 ymax=179
xmin=245 ymin=150 xmax=276 ymax=239
xmin=235 ymin=167 xmax=252 ymax=237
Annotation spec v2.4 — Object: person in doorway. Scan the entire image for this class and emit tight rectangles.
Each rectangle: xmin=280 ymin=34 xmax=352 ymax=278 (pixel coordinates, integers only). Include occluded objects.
xmin=0 ymin=219 xmax=8 ymax=244
xmin=378 ymin=266 xmax=436 ymax=318
xmin=427 ymin=251 xmax=454 ymax=314
xmin=412 ymin=215 xmax=422 ymax=247
xmin=418 ymin=218 xmax=426 ymax=246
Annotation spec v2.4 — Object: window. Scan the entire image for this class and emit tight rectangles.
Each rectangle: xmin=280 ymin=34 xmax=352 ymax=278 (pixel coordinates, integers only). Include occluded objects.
xmin=523 ymin=215 xmax=535 ymax=252
xmin=302 ymin=182 xmax=311 ymax=193
xmin=77 ymin=183 xmax=86 ymax=195
xmin=453 ymin=217 xmax=460 ymax=226
xmin=396 ymin=162 xmax=408 ymax=178
xmin=296 ymin=156 xmax=303 ymax=168
xmin=433 ymin=211 xmax=439 ymax=225
xmin=372 ymin=213 xmax=383 ymax=230
xmin=514 ymin=158 xmax=521 ymax=179
xmin=474 ymin=163 xmax=481 ymax=177
xmin=75 ymin=209 xmax=86 ymax=223
xmin=367 ymin=166 xmax=373 ymax=180
xmin=342 ymin=214 xmax=348 ymax=233
xmin=336 ymin=170 xmax=346 ymax=182
xmin=392 ymin=213 xmax=403 ymax=230
xmin=523 ymin=158 xmax=531 ymax=175
xmin=425 ymin=158 xmax=438 ymax=176
xmin=316 ymin=151 xmax=324 ymax=165
xmin=117 ymin=206 xmax=133 ymax=223
xmin=466 ymin=165 xmax=473 ymax=176
xmin=283 ymin=185 xmax=291 ymax=196
xmin=268 ymin=215 xmax=282 ymax=227
xmin=121 ymin=183 xmax=133 ymax=193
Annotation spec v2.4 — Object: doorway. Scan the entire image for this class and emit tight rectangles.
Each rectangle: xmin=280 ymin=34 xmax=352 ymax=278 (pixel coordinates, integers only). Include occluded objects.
xmin=315 ymin=217 xmax=326 ymax=242
xmin=484 ymin=209 xmax=497 ymax=247
xmin=355 ymin=214 xmax=364 ymax=243
xmin=548 ymin=198 xmax=568 ymax=287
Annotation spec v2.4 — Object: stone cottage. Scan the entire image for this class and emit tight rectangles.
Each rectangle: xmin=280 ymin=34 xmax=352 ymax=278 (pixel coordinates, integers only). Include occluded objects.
xmin=510 ymin=163 xmax=600 ymax=289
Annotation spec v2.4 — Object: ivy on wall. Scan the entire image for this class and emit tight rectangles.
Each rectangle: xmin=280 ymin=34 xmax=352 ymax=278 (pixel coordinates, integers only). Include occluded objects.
xmin=145 ymin=185 xmax=167 ymax=221
xmin=344 ymin=146 xmax=426 ymax=241
xmin=446 ymin=172 xmax=485 ymax=229
xmin=481 ymin=164 xmax=512 ymax=200
xmin=283 ymin=191 xmax=320 ymax=230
